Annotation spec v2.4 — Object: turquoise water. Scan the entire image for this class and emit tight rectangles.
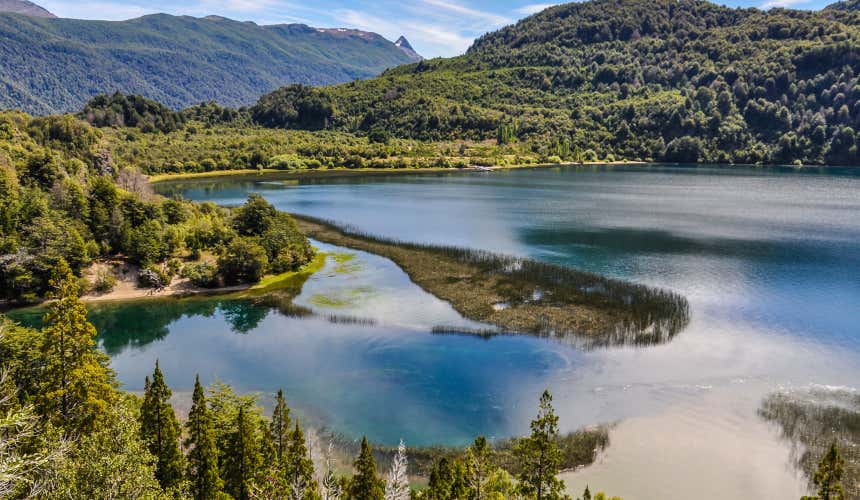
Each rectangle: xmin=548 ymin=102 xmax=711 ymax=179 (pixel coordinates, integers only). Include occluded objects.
xmin=16 ymin=164 xmax=860 ymax=497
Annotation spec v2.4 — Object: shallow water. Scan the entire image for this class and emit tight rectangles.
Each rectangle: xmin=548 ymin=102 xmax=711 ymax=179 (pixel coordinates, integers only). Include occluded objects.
xmin=31 ymin=164 xmax=860 ymax=497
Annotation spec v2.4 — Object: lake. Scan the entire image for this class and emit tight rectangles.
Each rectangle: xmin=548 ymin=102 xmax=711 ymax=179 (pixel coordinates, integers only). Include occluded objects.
xmin=28 ymin=164 xmax=860 ymax=498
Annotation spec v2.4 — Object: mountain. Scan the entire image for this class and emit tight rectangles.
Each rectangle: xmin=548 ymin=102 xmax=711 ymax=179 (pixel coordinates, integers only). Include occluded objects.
xmin=254 ymin=0 xmax=860 ymax=166
xmin=395 ymin=36 xmax=423 ymax=61
xmin=825 ymin=0 xmax=860 ymax=10
xmin=0 ymin=13 xmax=415 ymax=114
xmin=0 ymin=0 xmax=54 ymax=17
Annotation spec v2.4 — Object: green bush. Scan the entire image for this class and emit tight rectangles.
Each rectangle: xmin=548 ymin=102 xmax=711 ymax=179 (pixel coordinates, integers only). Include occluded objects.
xmin=138 ymin=265 xmax=171 ymax=289
xmin=268 ymin=154 xmax=305 ymax=170
xmin=181 ymin=261 xmax=219 ymax=288
xmin=91 ymin=269 xmax=117 ymax=293
xmin=218 ymin=238 xmax=269 ymax=285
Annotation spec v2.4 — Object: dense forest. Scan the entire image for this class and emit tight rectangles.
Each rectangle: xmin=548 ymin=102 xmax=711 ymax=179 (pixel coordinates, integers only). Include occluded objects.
xmin=0 ymin=110 xmax=313 ymax=303
xmin=0 ymin=11 xmax=416 ymax=115
xmin=246 ymin=0 xmax=860 ymax=166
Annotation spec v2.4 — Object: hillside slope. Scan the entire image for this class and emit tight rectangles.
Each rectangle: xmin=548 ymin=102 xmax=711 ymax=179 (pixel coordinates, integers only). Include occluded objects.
xmin=0 ymin=13 xmax=415 ymax=114
xmin=257 ymin=0 xmax=860 ymax=165
xmin=0 ymin=0 xmax=53 ymax=17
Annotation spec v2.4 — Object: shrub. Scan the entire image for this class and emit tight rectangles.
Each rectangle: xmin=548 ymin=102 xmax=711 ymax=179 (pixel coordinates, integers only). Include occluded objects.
xmin=218 ymin=238 xmax=268 ymax=285
xmin=268 ymin=154 xmax=305 ymax=170
xmin=181 ymin=262 xmax=219 ymax=288
xmin=91 ymin=269 xmax=117 ymax=293
xmin=166 ymin=258 xmax=182 ymax=277
xmin=138 ymin=265 xmax=171 ymax=289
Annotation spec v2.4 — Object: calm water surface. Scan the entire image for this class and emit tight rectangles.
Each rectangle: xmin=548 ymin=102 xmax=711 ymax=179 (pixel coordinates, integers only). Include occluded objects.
xmin=44 ymin=165 xmax=860 ymax=497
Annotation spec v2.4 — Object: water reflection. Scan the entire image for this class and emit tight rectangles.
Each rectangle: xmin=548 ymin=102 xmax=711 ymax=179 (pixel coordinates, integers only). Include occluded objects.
xmin=90 ymin=165 xmax=860 ymax=496
xmin=759 ymin=388 xmax=860 ymax=498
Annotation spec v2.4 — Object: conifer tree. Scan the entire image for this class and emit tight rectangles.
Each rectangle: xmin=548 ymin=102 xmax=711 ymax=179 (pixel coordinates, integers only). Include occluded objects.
xmin=450 ymin=459 xmax=471 ymax=499
xmin=223 ymin=406 xmax=260 ymax=500
xmin=803 ymin=441 xmax=845 ymax=500
xmin=37 ymin=259 xmax=114 ymax=434
xmin=284 ymin=422 xmax=319 ymax=499
xmin=271 ymin=389 xmax=291 ymax=463
xmin=185 ymin=375 xmax=222 ymax=500
xmin=140 ymin=360 xmax=185 ymax=490
xmin=347 ymin=437 xmax=384 ymax=500
xmin=515 ymin=390 xmax=566 ymax=500
xmin=465 ymin=436 xmax=493 ymax=500
xmin=426 ymin=457 xmax=454 ymax=499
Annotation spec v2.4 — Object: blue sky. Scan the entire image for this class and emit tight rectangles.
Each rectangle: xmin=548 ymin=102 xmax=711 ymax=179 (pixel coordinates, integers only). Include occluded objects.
xmin=38 ymin=0 xmax=838 ymax=57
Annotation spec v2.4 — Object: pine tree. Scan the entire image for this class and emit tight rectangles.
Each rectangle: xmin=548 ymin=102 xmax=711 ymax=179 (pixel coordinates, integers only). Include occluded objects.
xmin=384 ymin=439 xmax=409 ymax=500
xmin=450 ymin=459 xmax=471 ymax=499
xmin=347 ymin=437 xmax=384 ymax=500
xmin=140 ymin=360 xmax=185 ymax=490
xmin=185 ymin=375 xmax=222 ymax=500
xmin=515 ymin=390 xmax=566 ymax=500
xmin=37 ymin=259 xmax=114 ymax=434
xmin=425 ymin=457 xmax=454 ymax=499
xmin=284 ymin=422 xmax=319 ymax=499
xmin=804 ymin=441 xmax=845 ymax=500
xmin=223 ymin=406 xmax=260 ymax=500
xmin=465 ymin=436 xmax=493 ymax=500
xmin=271 ymin=389 xmax=292 ymax=463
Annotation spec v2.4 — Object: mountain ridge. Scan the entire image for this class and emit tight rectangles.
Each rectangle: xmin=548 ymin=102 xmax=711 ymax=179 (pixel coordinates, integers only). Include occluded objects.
xmin=395 ymin=35 xmax=423 ymax=61
xmin=0 ymin=11 xmax=414 ymax=114
xmin=0 ymin=0 xmax=53 ymax=17
xmin=254 ymin=0 xmax=860 ymax=166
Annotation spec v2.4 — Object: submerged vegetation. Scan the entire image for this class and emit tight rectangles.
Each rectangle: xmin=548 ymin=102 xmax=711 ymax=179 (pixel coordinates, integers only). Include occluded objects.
xmin=294 ymin=215 xmax=690 ymax=345
xmin=759 ymin=389 xmax=860 ymax=499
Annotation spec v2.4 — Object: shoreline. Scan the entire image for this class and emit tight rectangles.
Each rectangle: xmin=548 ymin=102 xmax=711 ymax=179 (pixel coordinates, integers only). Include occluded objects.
xmin=146 ymin=160 xmax=855 ymax=185
xmin=5 ymin=253 xmax=328 ymax=312
xmin=146 ymin=161 xmax=646 ymax=184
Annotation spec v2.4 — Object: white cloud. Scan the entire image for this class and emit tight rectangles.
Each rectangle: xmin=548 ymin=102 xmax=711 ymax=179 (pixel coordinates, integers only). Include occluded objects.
xmin=39 ymin=0 xmax=156 ymax=20
xmin=760 ymin=0 xmax=813 ymax=8
xmin=197 ymin=0 xmax=282 ymax=13
xmin=337 ymin=8 xmax=474 ymax=56
xmin=514 ymin=3 xmax=558 ymax=15
xmin=419 ymin=0 xmax=510 ymax=26
xmin=36 ymin=0 xmax=499 ymax=57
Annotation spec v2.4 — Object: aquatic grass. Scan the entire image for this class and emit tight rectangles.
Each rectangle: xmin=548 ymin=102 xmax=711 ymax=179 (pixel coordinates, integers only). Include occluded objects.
xmin=759 ymin=389 xmax=860 ymax=498
xmin=294 ymin=215 xmax=691 ymax=346
xmin=320 ymin=425 xmax=610 ymax=478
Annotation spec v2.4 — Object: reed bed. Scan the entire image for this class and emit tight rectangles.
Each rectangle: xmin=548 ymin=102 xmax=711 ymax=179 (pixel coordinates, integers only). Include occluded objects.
xmin=295 ymin=215 xmax=690 ymax=345
xmin=322 ymin=425 xmax=610 ymax=478
xmin=759 ymin=389 xmax=859 ymax=498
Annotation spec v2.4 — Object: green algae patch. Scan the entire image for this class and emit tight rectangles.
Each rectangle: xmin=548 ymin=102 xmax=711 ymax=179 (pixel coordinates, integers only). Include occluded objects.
xmin=307 ymin=286 xmax=378 ymax=310
xmin=330 ymin=252 xmax=363 ymax=274
xmin=308 ymin=294 xmax=352 ymax=308
xmin=235 ymin=252 xmax=327 ymax=297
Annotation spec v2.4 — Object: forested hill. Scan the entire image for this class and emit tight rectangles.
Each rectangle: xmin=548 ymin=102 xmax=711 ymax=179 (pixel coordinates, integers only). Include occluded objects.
xmin=257 ymin=0 xmax=860 ymax=166
xmin=0 ymin=0 xmax=54 ymax=17
xmin=0 ymin=12 xmax=417 ymax=115
xmin=826 ymin=0 xmax=860 ymax=11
